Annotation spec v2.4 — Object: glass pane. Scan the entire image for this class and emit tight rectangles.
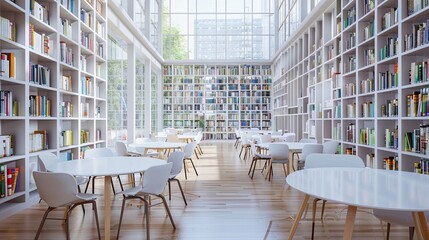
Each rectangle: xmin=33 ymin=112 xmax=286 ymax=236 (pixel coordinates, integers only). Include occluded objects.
xmin=197 ymin=0 xmax=216 ymax=13
xmin=189 ymin=14 xmax=196 ymax=35
xmin=227 ymin=0 xmax=244 ymax=13
xmin=170 ymin=14 xmax=188 ymax=34
xmin=253 ymin=0 xmax=262 ymax=13
xmin=217 ymin=14 xmax=226 ymax=35
xmin=217 ymin=35 xmax=226 ymax=59
xmin=135 ymin=59 xmax=145 ymax=138
xmin=170 ymin=0 xmax=188 ymax=13
xmin=188 ymin=35 xmax=195 ymax=59
xmin=217 ymin=0 xmax=225 ymax=13
xmin=189 ymin=0 xmax=196 ymax=12
xmin=245 ymin=0 xmax=252 ymax=12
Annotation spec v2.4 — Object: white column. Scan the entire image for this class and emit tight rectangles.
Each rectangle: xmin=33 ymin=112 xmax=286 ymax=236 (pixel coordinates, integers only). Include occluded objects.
xmin=145 ymin=0 xmax=151 ymax=38
xmin=127 ymin=44 xmax=136 ymax=144
xmin=144 ymin=59 xmax=152 ymax=137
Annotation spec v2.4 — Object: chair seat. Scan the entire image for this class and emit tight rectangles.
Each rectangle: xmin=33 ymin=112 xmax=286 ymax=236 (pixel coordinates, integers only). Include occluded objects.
xmin=75 ymin=176 xmax=89 ymax=185
xmin=255 ymin=153 xmax=270 ymax=159
xmin=272 ymin=159 xmax=288 ymax=163
xmin=117 ymin=186 xmax=142 ymax=197
xmin=76 ymin=193 xmax=99 ymax=201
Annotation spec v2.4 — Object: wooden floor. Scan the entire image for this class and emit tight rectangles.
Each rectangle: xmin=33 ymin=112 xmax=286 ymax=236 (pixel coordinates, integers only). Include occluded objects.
xmin=0 ymin=141 xmax=411 ymax=239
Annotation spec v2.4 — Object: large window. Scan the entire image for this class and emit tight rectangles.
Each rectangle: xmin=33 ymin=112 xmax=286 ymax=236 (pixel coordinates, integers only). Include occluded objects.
xmin=151 ymin=73 xmax=159 ymax=135
xmin=163 ymin=0 xmax=275 ymax=60
xmin=135 ymin=59 xmax=145 ymax=138
xmin=107 ymin=36 xmax=128 ymax=146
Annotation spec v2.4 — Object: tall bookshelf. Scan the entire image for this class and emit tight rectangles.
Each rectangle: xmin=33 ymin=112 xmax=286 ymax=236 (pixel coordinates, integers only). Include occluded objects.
xmin=163 ymin=64 xmax=272 ymax=140
xmin=272 ymin=0 xmax=429 ymax=173
xmin=0 ymin=0 xmax=107 ymax=218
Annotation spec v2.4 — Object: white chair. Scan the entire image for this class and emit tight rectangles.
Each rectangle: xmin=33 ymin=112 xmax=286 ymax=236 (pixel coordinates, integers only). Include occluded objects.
xmin=84 ymin=148 xmax=123 ymax=194
xmin=267 ymin=143 xmax=289 ymax=181
xmin=294 ymin=143 xmax=323 ymax=170
xmin=281 ymin=133 xmax=295 ymax=142
xmin=194 ymin=132 xmax=204 ymax=158
xmin=183 ymin=141 xmax=198 ymax=179
xmin=372 ymin=209 xmax=429 ymax=240
xmin=115 ymin=141 xmax=140 ymax=156
xmin=167 ymin=151 xmax=187 ymax=205
xmin=38 ymin=153 xmax=89 ymax=193
xmin=299 ymin=138 xmax=317 ymax=143
xmin=234 ymin=129 xmax=241 ymax=149
xmin=116 ymin=163 xmax=175 ymax=240
xmin=133 ymin=138 xmax=159 ymax=157
xmin=258 ymin=134 xmax=272 ymax=143
xmin=166 ymin=133 xmax=180 ymax=142
xmin=33 ymin=171 xmax=101 ymax=240
xmin=322 ymin=140 xmax=339 ymax=154
xmin=305 ymin=153 xmax=365 ymax=240
xmin=248 ymin=142 xmax=271 ymax=179
xmin=239 ymin=133 xmax=251 ymax=160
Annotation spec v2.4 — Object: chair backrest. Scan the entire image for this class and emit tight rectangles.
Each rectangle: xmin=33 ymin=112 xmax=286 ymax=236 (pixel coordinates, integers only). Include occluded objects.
xmin=322 ymin=140 xmax=340 ymax=154
xmin=249 ymin=141 xmax=258 ymax=156
xmin=282 ymin=133 xmax=295 ymax=142
xmin=269 ymin=143 xmax=289 ymax=162
xmin=84 ymin=147 xmax=115 ymax=159
xmin=141 ymin=163 xmax=173 ymax=195
xmin=301 ymin=144 xmax=324 ymax=160
xmin=38 ymin=152 xmax=60 ymax=172
xmin=165 ymin=128 xmax=177 ymax=134
xmin=194 ymin=132 xmax=203 ymax=144
xmin=166 ymin=134 xmax=179 ymax=142
xmin=135 ymin=138 xmax=150 ymax=144
xmin=33 ymin=171 xmax=80 ymax=207
xmin=305 ymin=154 xmax=365 ymax=169
xmin=184 ymin=141 xmax=197 ymax=158
xmin=115 ymin=141 xmax=128 ymax=156
xmin=167 ymin=151 xmax=185 ymax=177
xmin=258 ymin=134 xmax=272 ymax=143
xmin=299 ymin=138 xmax=318 ymax=143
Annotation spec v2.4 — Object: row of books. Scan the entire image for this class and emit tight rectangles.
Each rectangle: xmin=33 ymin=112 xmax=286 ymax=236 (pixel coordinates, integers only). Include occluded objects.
xmin=60 ymin=18 xmax=73 ymax=39
xmin=95 ymin=42 xmax=104 ymax=58
xmin=360 ymin=101 xmax=374 ymax=118
xmin=378 ymin=66 xmax=399 ymax=90
xmin=409 ymin=60 xmax=429 ymax=84
xmin=404 ymin=20 xmax=429 ymax=51
xmin=60 ymin=130 xmax=73 ymax=147
xmin=60 ymin=0 xmax=75 ymax=13
xmin=0 ymin=165 xmax=20 ymax=197
xmin=29 ymin=95 xmax=51 ymax=117
xmin=363 ymin=21 xmax=374 ymax=41
xmin=363 ymin=49 xmax=375 ymax=66
xmin=404 ymin=125 xmax=429 ymax=155
xmin=414 ymin=158 xmax=429 ymax=174
xmin=80 ymin=9 xmax=93 ymax=28
xmin=95 ymin=20 xmax=105 ymax=38
xmin=406 ymin=87 xmax=428 ymax=117
xmin=383 ymin=155 xmax=398 ymax=171
xmin=381 ymin=98 xmax=398 ymax=117
xmin=379 ymin=37 xmax=398 ymax=60
xmin=1 ymin=52 xmax=16 ymax=79
xmin=29 ymin=130 xmax=48 ymax=152
xmin=80 ymin=76 xmax=92 ymax=95
xmin=345 ymin=103 xmax=356 ymax=118
xmin=359 ymin=78 xmax=374 ymax=94
xmin=0 ymin=135 xmax=14 ymax=157
xmin=60 ymin=42 xmax=75 ymax=66
xmin=29 ymin=24 xmax=52 ymax=56
xmin=61 ymin=75 xmax=73 ymax=91
xmin=0 ymin=16 xmax=16 ymax=42
xmin=385 ymin=127 xmax=399 ymax=149
xmin=0 ymin=91 xmax=18 ymax=117
xmin=80 ymin=130 xmax=89 ymax=144
xmin=346 ymin=123 xmax=356 ymax=143
xmin=60 ymin=101 xmax=73 ymax=117
xmin=30 ymin=0 xmax=50 ymax=25
xmin=81 ymin=31 xmax=93 ymax=50
xmin=343 ymin=6 xmax=356 ymax=29
xmin=381 ymin=8 xmax=398 ymax=31
xmin=407 ymin=0 xmax=429 ymax=16
xmin=30 ymin=63 xmax=50 ymax=86
xmin=359 ymin=127 xmax=375 ymax=146
xmin=80 ymin=102 xmax=89 ymax=117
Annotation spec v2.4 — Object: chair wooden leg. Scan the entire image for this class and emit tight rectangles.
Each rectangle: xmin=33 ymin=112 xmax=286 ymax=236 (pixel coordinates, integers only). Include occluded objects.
xmin=386 ymin=222 xmax=391 ymax=240
xmin=321 ymin=200 xmax=327 ymax=219
xmin=35 ymin=207 xmax=55 ymax=240
xmin=312 ymin=198 xmax=320 ymax=240
xmin=175 ymin=179 xmax=188 ymax=206
xmin=77 ymin=186 xmax=86 ymax=214
xmin=239 ymin=146 xmax=244 ymax=158
xmin=65 ymin=209 xmax=70 ymax=240
xmin=194 ymin=149 xmax=200 ymax=159
xmin=116 ymin=197 xmax=127 ymax=239
xmin=92 ymin=176 xmax=96 ymax=194
xmin=183 ymin=160 xmax=188 ymax=180
xmin=117 ymin=176 xmax=124 ymax=191
xmin=111 ymin=178 xmax=116 ymax=195
xmin=189 ymin=159 xmax=198 ymax=176
xmin=168 ymin=180 xmax=172 ymax=200
xmin=248 ymin=159 xmax=255 ymax=176
xmin=84 ymin=176 xmax=91 ymax=193
xmin=142 ymin=198 xmax=150 ymax=240
xmin=92 ymin=201 xmax=101 ymax=240
xmin=159 ymin=194 xmax=176 ymax=229
xmin=410 ymin=226 xmax=415 ymax=240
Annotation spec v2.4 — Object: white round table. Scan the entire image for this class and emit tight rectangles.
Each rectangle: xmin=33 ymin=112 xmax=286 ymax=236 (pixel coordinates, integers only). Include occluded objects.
xmin=129 ymin=141 xmax=187 ymax=158
xmin=48 ymin=157 xmax=165 ymax=240
xmin=286 ymin=167 xmax=429 ymax=240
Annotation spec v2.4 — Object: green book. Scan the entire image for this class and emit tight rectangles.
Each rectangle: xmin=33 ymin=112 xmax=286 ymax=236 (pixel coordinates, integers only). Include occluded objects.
xmin=0 ymin=165 xmax=5 ymax=198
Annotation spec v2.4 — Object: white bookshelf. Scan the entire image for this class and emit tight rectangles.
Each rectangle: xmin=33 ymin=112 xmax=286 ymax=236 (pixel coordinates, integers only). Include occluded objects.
xmin=272 ymin=0 xmax=429 ymax=173
xmin=0 ymin=0 xmax=107 ymax=218
xmin=163 ymin=64 xmax=272 ymax=140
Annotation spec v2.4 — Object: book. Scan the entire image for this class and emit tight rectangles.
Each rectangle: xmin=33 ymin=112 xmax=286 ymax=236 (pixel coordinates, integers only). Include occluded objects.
xmin=0 ymin=165 xmax=5 ymax=197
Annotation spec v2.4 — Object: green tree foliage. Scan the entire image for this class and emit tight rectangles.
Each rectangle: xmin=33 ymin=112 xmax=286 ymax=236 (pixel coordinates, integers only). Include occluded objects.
xmin=163 ymin=9 xmax=188 ymax=60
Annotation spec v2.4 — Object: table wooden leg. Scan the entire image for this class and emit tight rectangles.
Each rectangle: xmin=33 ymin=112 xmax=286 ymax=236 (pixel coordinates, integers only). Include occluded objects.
xmin=104 ymin=176 xmax=112 ymax=240
xmin=288 ymin=194 xmax=310 ymax=240
xmin=412 ymin=212 xmax=429 ymax=240
xmin=343 ymin=205 xmax=357 ymax=240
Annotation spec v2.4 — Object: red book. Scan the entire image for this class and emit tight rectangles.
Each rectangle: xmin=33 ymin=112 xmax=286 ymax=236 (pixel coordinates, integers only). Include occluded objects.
xmin=7 ymin=168 xmax=12 ymax=196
